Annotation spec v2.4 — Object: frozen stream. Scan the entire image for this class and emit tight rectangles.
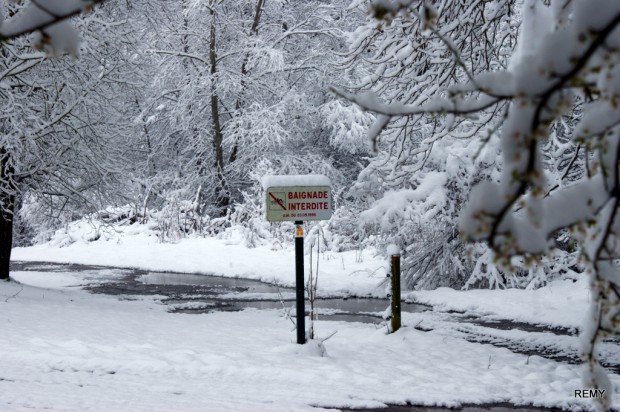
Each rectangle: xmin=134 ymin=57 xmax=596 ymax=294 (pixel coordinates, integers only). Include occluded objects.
xmin=10 ymin=261 xmax=428 ymax=324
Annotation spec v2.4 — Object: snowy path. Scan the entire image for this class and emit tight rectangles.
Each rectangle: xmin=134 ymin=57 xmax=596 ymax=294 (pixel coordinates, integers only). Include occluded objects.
xmin=401 ymin=310 xmax=620 ymax=376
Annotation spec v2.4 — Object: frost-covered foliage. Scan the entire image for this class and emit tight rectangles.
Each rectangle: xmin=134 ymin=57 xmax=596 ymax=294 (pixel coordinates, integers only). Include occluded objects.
xmin=342 ymin=0 xmax=620 ymax=409
xmin=134 ymin=0 xmax=367 ymax=220
xmin=335 ymin=0 xmax=521 ymax=289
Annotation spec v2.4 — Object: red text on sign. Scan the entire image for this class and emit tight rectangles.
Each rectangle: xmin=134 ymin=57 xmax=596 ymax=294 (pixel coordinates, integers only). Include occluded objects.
xmin=288 ymin=191 xmax=329 ymax=200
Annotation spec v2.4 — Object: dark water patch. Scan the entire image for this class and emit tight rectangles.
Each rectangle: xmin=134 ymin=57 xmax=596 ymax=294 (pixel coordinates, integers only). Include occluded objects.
xmin=10 ymin=261 xmax=125 ymax=273
xmin=318 ymin=313 xmax=384 ymax=324
xmin=343 ymin=402 xmax=564 ymax=412
xmin=137 ymin=271 xmax=283 ymax=294
xmin=217 ymin=298 xmax=427 ymax=315
xmin=456 ymin=316 xmax=578 ymax=337
xmin=170 ymin=301 xmax=386 ymax=324
xmin=308 ymin=299 xmax=427 ymax=315
xmin=168 ymin=299 xmax=286 ymax=312
xmin=82 ymin=268 xmax=295 ymax=303
xmin=167 ymin=297 xmax=426 ymax=324
xmin=88 ymin=275 xmax=226 ymax=298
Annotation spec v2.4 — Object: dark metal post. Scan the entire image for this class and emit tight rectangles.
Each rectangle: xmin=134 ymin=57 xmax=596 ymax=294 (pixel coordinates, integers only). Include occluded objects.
xmin=295 ymin=221 xmax=306 ymax=344
xmin=391 ymin=253 xmax=401 ymax=332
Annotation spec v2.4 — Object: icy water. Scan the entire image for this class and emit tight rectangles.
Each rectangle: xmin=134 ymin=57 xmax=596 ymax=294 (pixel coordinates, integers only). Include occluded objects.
xmin=9 ymin=261 xmax=428 ymax=323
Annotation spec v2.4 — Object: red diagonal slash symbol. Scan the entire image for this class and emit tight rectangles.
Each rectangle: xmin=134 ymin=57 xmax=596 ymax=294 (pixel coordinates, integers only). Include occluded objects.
xmin=269 ymin=192 xmax=286 ymax=210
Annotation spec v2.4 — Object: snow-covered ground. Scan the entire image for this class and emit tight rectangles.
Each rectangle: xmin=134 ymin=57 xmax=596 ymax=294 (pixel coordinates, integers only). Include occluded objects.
xmin=4 ymin=224 xmax=619 ymax=411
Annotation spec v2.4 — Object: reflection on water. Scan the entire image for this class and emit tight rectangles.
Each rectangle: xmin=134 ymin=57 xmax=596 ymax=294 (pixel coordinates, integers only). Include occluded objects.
xmin=138 ymin=272 xmax=278 ymax=294
xmin=168 ymin=298 xmax=416 ymax=310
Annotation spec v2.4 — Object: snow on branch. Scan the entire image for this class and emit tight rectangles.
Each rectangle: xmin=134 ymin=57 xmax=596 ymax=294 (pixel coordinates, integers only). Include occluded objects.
xmin=0 ymin=0 xmax=106 ymax=55
xmin=330 ymin=88 xmax=503 ymax=117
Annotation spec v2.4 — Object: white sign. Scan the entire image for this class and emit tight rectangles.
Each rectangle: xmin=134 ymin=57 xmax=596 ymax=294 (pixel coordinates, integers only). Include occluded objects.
xmin=263 ymin=175 xmax=332 ymax=222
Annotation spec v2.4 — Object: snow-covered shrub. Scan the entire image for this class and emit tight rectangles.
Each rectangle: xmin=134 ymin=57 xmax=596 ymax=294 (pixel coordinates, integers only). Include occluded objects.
xmin=223 ymin=185 xmax=271 ymax=248
xmin=153 ymin=191 xmax=208 ymax=243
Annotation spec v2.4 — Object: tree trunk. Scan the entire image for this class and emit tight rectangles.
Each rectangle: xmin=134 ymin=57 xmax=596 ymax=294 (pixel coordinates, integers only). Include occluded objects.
xmin=182 ymin=2 xmax=206 ymax=181
xmin=0 ymin=147 xmax=15 ymax=281
xmin=209 ymin=6 xmax=230 ymax=215
xmin=0 ymin=200 xmax=13 ymax=281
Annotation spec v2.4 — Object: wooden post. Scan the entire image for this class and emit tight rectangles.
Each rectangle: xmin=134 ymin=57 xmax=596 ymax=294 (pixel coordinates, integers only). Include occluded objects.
xmin=390 ymin=252 xmax=401 ymax=333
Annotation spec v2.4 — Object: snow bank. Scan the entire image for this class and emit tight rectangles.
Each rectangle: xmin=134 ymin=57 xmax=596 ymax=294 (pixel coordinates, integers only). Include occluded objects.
xmin=408 ymin=278 xmax=590 ymax=329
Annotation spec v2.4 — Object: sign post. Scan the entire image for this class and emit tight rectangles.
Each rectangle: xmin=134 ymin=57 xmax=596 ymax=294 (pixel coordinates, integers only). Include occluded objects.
xmin=294 ymin=221 xmax=305 ymax=344
xmin=263 ymin=175 xmax=333 ymax=344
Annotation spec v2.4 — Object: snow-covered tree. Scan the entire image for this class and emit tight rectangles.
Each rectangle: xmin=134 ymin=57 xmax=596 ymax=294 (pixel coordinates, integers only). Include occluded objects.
xmin=140 ymin=0 xmax=368 ymax=234
xmin=335 ymin=0 xmax=519 ymax=289
xmin=341 ymin=0 xmax=620 ymax=409
xmin=0 ymin=0 xmax=141 ymax=279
